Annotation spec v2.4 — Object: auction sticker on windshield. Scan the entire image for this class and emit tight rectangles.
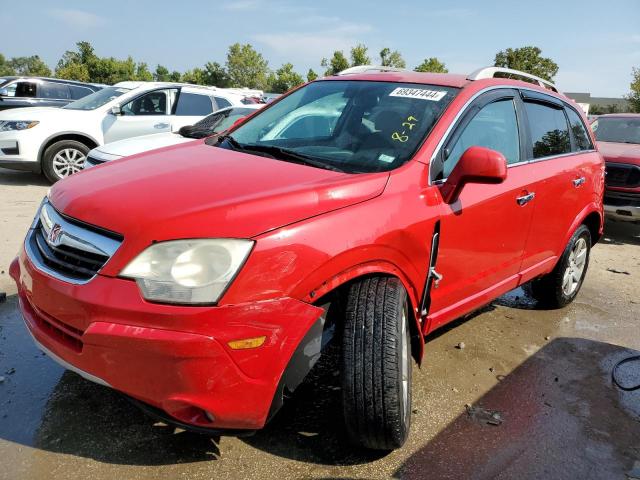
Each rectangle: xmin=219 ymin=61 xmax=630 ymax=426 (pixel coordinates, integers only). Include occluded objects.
xmin=389 ymin=87 xmax=447 ymax=101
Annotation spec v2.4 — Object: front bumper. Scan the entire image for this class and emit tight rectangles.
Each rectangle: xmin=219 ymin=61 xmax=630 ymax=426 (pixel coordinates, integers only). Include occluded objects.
xmin=0 ymin=133 xmax=39 ymax=171
xmin=10 ymin=248 xmax=324 ymax=430
xmin=604 ymin=191 xmax=640 ymax=222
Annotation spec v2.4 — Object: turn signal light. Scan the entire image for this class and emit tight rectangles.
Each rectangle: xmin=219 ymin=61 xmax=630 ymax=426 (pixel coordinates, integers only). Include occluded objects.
xmin=227 ymin=335 xmax=267 ymax=350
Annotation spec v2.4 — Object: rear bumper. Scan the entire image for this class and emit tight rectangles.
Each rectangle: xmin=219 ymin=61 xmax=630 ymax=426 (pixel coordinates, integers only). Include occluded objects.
xmin=10 ymin=248 xmax=324 ymax=430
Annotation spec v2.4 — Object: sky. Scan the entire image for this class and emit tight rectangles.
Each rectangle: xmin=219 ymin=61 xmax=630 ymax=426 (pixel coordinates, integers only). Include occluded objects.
xmin=2 ymin=0 xmax=639 ymax=97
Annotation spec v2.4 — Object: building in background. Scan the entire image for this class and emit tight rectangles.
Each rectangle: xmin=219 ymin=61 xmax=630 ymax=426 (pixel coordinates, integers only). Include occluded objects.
xmin=565 ymin=92 xmax=630 ymax=115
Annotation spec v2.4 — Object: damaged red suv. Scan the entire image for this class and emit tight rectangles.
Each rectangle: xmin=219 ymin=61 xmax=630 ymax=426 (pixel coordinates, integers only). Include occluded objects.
xmin=10 ymin=66 xmax=604 ymax=450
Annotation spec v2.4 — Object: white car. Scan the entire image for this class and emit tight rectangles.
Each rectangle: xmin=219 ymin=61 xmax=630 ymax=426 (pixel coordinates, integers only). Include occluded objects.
xmin=84 ymin=104 xmax=263 ymax=168
xmin=0 ymin=81 xmax=251 ymax=182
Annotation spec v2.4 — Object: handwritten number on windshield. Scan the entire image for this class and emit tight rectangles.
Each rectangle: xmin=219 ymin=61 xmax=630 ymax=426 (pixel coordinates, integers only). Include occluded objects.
xmin=392 ymin=115 xmax=418 ymax=143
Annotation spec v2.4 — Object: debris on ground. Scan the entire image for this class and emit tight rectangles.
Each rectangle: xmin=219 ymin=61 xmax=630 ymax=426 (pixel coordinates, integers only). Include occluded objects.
xmin=465 ymin=404 xmax=503 ymax=426
xmin=607 ymin=268 xmax=631 ymax=275
xmin=0 ymin=376 xmax=5 ymax=383
xmin=489 ymin=367 xmax=495 ymax=373
xmin=5 ymin=368 xmax=15 ymax=375
xmin=0 ymin=292 xmax=5 ymax=303
xmin=455 ymin=342 xmax=466 ymax=350
xmin=545 ymin=336 xmax=551 ymax=340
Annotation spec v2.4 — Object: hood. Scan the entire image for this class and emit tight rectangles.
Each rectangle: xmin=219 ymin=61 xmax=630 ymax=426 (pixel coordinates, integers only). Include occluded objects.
xmin=0 ymin=106 xmax=77 ymax=119
xmin=50 ymin=142 xmax=388 ymax=271
xmin=93 ymin=132 xmax=192 ymax=158
xmin=597 ymin=141 xmax=640 ymax=167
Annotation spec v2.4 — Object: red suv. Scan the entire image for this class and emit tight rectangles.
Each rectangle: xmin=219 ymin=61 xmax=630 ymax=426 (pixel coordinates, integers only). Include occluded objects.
xmin=10 ymin=66 xmax=604 ymax=450
xmin=591 ymin=114 xmax=640 ymax=222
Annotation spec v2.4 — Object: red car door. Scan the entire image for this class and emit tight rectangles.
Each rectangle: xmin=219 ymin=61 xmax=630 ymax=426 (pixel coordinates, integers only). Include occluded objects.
xmin=426 ymin=89 xmax=536 ymax=330
xmin=518 ymin=93 xmax=600 ymax=281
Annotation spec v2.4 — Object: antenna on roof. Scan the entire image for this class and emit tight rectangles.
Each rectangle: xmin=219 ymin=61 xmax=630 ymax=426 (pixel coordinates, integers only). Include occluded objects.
xmin=467 ymin=66 xmax=559 ymax=93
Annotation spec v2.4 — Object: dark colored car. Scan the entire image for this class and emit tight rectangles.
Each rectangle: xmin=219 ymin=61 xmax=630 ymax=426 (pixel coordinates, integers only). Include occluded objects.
xmin=591 ymin=114 xmax=640 ymax=222
xmin=0 ymin=77 xmax=103 ymax=111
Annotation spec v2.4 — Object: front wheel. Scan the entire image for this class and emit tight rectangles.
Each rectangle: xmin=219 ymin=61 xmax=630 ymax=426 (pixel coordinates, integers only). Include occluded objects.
xmin=530 ymin=224 xmax=592 ymax=308
xmin=42 ymin=140 xmax=89 ymax=183
xmin=342 ymin=276 xmax=412 ymax=450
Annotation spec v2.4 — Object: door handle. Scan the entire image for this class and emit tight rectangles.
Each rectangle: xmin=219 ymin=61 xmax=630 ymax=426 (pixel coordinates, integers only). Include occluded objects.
xmin=154 ymin=122 xmax=169 ymax=129
xmin=572 ymin=177 xmax=586 ymax=187
xmin=516 ymin=192 xmax=535 ymax=206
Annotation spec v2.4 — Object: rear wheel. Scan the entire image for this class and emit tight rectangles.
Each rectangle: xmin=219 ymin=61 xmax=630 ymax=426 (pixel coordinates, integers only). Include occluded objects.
xmin=530 ymin=224 xmax=591 ymax=308
xmin=342 ymin=276 xmax=412 ymax=450
xmin=42 ymin=140 xmax=89 ymax=183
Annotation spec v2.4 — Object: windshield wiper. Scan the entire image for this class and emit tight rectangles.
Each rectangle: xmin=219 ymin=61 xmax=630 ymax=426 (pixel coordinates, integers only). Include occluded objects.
xmin=234 ymin=144 xmax=347 ymax=173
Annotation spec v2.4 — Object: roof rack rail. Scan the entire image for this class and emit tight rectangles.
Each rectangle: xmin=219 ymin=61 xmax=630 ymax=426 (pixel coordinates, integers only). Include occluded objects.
xmin=467 ymin=66 xmax=559 ymax=93
xmin=336 ymin=65 xmax=409 ymax=76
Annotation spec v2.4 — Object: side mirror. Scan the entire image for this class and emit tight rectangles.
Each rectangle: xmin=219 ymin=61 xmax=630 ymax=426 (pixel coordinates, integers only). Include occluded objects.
xmin=231 ymin=116 xmax=247 ymax=129
xmin=440 ymin=146 xmax=507 ymax=204
xmin=110 ymin=105 xmax=122 ymax=116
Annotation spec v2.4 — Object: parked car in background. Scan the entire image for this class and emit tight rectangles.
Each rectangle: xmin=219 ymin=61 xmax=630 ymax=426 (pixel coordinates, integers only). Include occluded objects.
xmin=0 ymin=77 xmax=103 ymax=111
xmin=591 ymin=114 xmax=640 ymax=222
xmin=0 ymin=82 xmax=248 ymax=182
xmin=84 ymin=104 xmax=262 ymax=169
xmin=10 ymin=66 xmax=603 ymax=451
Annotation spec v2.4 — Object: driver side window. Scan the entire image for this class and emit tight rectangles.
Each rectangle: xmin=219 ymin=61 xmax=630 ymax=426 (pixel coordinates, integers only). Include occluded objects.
xmin=443 ymin=99 xmax=520 ymax=178
xmin=122 ymin=89 xmax=176 ymax=116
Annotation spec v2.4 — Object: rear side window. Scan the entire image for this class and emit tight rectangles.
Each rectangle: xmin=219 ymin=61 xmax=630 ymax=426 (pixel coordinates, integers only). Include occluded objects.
xmin=214 ymin=96 xmax=232 ymax=109
xmin=176 ymin=93 xmax=214 ymax=116
xmin=69 ymin=85 xmax=94 ymax=100
xmin=41 ymin=82 xmax=70 ymax=99
xmin=524 ymin=102 xmax=571 ymax=159
xmin=565 ymin=107 xmax=593 ymax=151
xmin=444 ymin=99 xmax=520 ymax=177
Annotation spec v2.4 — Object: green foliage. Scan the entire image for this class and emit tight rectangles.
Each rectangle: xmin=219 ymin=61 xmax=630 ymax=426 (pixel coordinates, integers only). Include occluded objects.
xmin=181 ymin=68 xmax=206 ymax=85
xmin=379 ymin=48 xmax=406 ymax=68
xmin=203 ymin=62 xmax=229 ymax=87
xmin=7 ymin=56 xmax=51 ymax=76
xmin=0 ymin=54 xmax=14 ymax=76
xmin=226 ymin=43 xmax=270 ymax=90
xmin=321 ymin=51 xmax=349 ymax=76
xmin=350 ymin=44 xmax=370 ymax=66
xmin=269 ymin=63 xmax=304 ymax=93
xmin=414 ymin=57 xmax=448 ymax=73
xmin=307 ymin=69 xmax=318 ymax=82
xmin=494 ymin=46 xmax=558 ymax=81
xmin=627 ymin=67 xmax=640 ymax=113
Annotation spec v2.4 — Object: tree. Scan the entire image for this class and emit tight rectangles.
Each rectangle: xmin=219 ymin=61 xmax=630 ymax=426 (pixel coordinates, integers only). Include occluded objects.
xmin=203 ymin=61 xmax=229 ymax=87
xmin=8 ymin=56 xmax=51 ymax=76
xmin=307 ymin=68 xmax=318 ymax=82
xmin=350 ymin=44 xmax=370 ymax=66
xmin=225 ymin=43 xmax=270 ymax=90
xmin=494 ymin=46 xmax=558 ymax=81
xmin=414 ymin=57 xmax=448 ymax=73
xmin=627 ymin=67 xmax=640 ymax=113
xmin=154 ymin=65 xmax=170 ymax=81
xmin=321 ymin=51 xmax=349 ymax=76
xmin=0 ymin=54 xmax=16 ymax=76
xmin=181 ymin=68 xmax=206 ymax=85
xmin=379 ymin=48 xmax=406 ymax=68
xmin=135 ymin=62 xmax=153 ymax=81
xmin=269 ymin=63 xmax=304 ymax=93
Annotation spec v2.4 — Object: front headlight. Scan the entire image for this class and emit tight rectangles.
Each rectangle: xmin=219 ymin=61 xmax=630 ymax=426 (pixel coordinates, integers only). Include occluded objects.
xmin=120 ymin=239 xmax=254 ymax=305
xmin=0 ymin=120 xmax=39 ymax=132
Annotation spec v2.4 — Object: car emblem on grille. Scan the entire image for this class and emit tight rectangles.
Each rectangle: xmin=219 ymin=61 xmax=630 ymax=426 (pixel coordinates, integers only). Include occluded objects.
xmin=48 ymin=223 xmax=63 ymax=245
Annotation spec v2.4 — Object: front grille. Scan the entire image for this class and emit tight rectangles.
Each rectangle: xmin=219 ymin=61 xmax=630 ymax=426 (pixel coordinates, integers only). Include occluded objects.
xmin=26 ymin=199 xmax=122 ymax=284
xmin=32 ymin=226 xmax=109 ymax=280
xmin=606 ymin=163 xmax=640 ymax=188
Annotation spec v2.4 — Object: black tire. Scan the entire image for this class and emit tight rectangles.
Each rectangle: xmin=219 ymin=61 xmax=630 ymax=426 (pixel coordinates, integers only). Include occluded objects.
xmin=42 ymin=140 xmax=90 ymax=184
xmin=342 ymin=276 xmax=412 ymax=450
xmin=530 ymin=224 xmax=592 ymax=308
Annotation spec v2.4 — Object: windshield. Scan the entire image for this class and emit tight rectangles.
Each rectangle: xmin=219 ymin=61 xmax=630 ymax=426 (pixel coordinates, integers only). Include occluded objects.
xmin=592 ymin=117 xmax=640 ymax=144
xmin=63 ymin=86 xmax=131 ymax=110
xmin=220 ymin=80 xmax=458 ymax=173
